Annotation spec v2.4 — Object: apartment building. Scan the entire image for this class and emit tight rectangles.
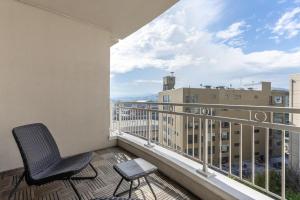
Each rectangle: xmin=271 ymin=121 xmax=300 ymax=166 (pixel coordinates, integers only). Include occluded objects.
xmin=289 ymin=74 xmax=300 ymax=172
xmin=158 ymin=75 xmax=288 ymax=167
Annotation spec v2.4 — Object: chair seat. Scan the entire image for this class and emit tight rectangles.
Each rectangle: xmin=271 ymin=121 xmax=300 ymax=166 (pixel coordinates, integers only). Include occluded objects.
xmin=113 ymin=158 xmax=157 ymax=181
xmin=31 ymin=152 xmax=92 ymax=184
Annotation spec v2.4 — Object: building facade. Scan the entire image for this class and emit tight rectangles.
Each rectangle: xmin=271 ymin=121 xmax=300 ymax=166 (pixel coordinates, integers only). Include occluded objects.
xmin=289 ymin=74 xmax=300 ymax=172
xmin=158 ymin=80 xmax=288 ymax=169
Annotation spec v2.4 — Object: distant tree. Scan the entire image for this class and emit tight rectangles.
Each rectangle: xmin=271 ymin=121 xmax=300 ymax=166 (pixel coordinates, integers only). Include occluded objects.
xmin=255 ymin=169 xmax=300 ymax=200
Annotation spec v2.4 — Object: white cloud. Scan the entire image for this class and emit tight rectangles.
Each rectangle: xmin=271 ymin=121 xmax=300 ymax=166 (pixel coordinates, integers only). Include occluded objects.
xmin=111 ymin=0 xmax=222 ymax=74
xmin=273 ymin=7 xmax=300 ymax=39
xmin=278 ymin=0 xmax=287 ymax=4
xmin=216 ymin=21 xmax=247 ymax=40
xmin=111 ymin=0 xmax=300 ymax=88
xmin=134 ymin=80 xmax=162 ymax=84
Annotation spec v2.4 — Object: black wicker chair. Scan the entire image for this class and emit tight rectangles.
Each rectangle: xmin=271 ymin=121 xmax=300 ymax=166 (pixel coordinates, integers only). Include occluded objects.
xmin=10 ymin=123 xmax=98 ymax=200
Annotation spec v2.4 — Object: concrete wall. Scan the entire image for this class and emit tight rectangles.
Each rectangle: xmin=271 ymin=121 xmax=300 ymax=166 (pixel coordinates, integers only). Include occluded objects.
xmin=289 ymin=74 xmax=300 ymax=171
xmin=0 ymin=0 xmax=115 ymax=172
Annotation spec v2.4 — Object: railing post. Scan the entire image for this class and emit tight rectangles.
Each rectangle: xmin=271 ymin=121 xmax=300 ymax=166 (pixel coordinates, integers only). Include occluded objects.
xmin=265 ymin=128 xmax=269 ymax=191
xmin=219 ymin=121 xmax=222 ymax=170
xmin=145 ymin=104 xmax=154 ymax=148
xmin=118 ymin=105 xmax=123 ymax=135
xmin=251 ymin=126 xmax=255 ymax=184
xmin=281 ymin=130 xmax=286 ymax=200
xmin=239 ymin=124 xmax=243 ymax=180
xmin=197 ymin=118 xmax=214 ymax=177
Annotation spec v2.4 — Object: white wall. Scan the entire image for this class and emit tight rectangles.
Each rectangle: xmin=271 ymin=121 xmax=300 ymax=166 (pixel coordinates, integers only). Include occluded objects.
xmin=0 ymin=0 xmax=115 ymax=172
xmin=289 ymin=74 xmax=300 ymax=171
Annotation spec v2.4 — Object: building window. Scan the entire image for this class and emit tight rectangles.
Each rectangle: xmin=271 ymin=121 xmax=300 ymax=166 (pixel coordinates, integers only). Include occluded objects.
xmin=208 ymin=122 xmax=216 ymax=129
xmin=255 ymin=140 xmax=260 ymax=144
xmin=222 ymin=157 xmax=229 ymax=164
xmin=208 ymin=132 xmax=216 ymax=141
xmin=185 ymin=96 xmax=191 ymax=103
xmin=185 ymin=95 xmax=198 ymax=103
xmin=188 ymin=135 xmax=198 ymax=144
xmin=163 ymin=116 xmax=167 ymax=122
xmin=274 ymin=96 xmax=283 ymax=104
xmin=274 ymin=113 xmax=284 ymax=123
xmin=222 ymin=131 xmax=229 ymax=140
xmin=254 ymin=129 xmax=260 ymax=133
xmin=255 ymin=152 xmax=260 ymax=156
xmin=188 ymin=148 xmax=193 ymax=156
xmin=221 ymin=122 xmax=230 ymax=128
xmin=284 ymin=96 xmax=289 ymax=107
xmin=186 ymin=121 xmax=200 ymax=129
xmin=163 ymin=95 xmax=170 ymax=111
xmin=188 ymin=148 xmax=199 ymax=156
xmin=221 ymin=145 xmax=229 ymax=153
xmin=194 ymin=148 xmax=199 ymax=157
xmin=167 ymin=117 xmax=173 ymax=125
xmin=234 ymin=131 xmax=240 ymax=135
xmin=163 ymin=95 xmax=170 ymax=102
xmin=208 ymin=146 xmax=215 ymax=154
xmin=234 ymin=143 xmax=240 ymax=147
xmin=234 ymin=155 xmax=240 ymax=159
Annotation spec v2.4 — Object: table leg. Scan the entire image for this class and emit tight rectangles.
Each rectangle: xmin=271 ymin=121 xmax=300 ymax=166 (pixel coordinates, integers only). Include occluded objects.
xmin=113 ymin=178 xmax=123 ymax=196
xmin=114 ymin=178 xmax=140 ymax=197
xmin=145 ymin=176 xmax=157 ymax=200
xmin=129 ymin=181 xmax=133 ymax=198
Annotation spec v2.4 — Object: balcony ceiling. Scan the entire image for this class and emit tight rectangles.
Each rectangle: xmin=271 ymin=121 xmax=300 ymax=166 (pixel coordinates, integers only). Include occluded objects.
xmin=17 ymin=0 xmax=177 ymax=39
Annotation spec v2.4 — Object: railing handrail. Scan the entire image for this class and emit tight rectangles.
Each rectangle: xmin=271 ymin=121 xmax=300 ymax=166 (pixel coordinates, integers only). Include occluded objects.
xmin=118 ymin=106 xmax=300 ymax=133
xmin=116 ymin=101 xmax=300 ymax=114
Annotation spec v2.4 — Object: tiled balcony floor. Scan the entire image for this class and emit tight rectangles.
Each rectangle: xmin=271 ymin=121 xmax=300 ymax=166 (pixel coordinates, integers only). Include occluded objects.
xmin=0 ymin=147 xmax=198 ymax=200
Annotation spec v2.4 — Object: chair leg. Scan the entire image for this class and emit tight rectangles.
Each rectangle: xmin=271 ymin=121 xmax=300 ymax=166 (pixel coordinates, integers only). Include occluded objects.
xmin=69 ymin=179 xmax=82 ymax=200
xmin=71 ymin=163 xmax=98 ymax=180
xmin=145 ymin=176 xmax=157 ymax=200
xmin=8 ymin=172 xmax=25 ymax=200
xmin=113 ymin=178 xmax=123 ymax=196
xmin=128 ymin=181 xmax=133 ymax=198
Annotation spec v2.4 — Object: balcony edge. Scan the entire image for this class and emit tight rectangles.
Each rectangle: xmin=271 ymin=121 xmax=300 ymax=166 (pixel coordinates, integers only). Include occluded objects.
xmin=115 ymin=133 xmax=274 ymax=200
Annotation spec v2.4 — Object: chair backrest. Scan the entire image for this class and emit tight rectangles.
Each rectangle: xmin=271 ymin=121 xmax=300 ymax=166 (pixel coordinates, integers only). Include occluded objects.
xmin=12 ymin=123 xmax=61 ymax=178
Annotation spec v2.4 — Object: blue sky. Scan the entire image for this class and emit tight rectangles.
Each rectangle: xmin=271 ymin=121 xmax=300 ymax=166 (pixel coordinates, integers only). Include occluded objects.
xmin=110 ymin=0 xmax=300 ymax=98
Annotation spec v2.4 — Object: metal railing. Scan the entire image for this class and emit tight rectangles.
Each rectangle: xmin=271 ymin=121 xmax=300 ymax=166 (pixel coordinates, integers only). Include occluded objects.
xmin=110 ymin=101 xmax=300 ymax=200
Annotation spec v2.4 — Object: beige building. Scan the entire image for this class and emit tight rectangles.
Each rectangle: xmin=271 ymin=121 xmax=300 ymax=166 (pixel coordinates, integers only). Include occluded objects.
xmin=289 ymin=74 xmax=300 ymax=172
xmin=159 ymin=78 xmax=288 ymax=167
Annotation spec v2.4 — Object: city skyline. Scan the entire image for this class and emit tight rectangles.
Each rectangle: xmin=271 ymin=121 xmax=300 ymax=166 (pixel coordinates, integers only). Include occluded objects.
xmin=111 ymin=0 xmax=300 ymax=98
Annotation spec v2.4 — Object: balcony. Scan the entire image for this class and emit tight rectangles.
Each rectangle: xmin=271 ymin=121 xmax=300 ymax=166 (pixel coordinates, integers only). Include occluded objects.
xmin=1 ymin=1 xmax=300 ymax=200
xmin=111 ymin=102 xmax=300 ymax=200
